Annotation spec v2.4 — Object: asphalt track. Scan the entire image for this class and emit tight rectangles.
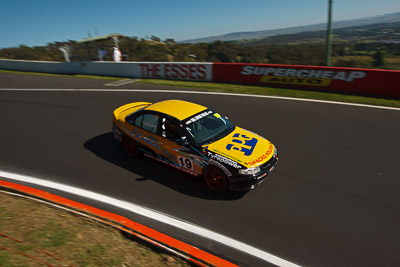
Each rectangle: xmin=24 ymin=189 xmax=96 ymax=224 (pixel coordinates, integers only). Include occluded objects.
xmin=1 ymin=73 xmax=400 ymax=267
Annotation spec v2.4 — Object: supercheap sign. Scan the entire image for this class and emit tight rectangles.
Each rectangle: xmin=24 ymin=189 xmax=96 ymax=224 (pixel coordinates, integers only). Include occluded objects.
xmin=241 ymin=65 xmax=366 ymax=87
xmin=212 ymin=63 xmax=400 ymax=98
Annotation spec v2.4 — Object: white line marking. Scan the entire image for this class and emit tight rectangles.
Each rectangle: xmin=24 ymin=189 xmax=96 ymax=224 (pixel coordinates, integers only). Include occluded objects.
xmin=0 ymin=170 xmax=301 ymax=267
xmin=0 ymin=88 xmax=399 ymax=111
xmin=104 ymin=79 xmax=137 ymax=86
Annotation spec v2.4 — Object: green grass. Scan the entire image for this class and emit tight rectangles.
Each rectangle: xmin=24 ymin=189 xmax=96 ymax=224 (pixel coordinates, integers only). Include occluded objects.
xmin=0 ymin=191 xmax=190 ymax=267
xmin=137 ymin=79 xmax=400 ymax=108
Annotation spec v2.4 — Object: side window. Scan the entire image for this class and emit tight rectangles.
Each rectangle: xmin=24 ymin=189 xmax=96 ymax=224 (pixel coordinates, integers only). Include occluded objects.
xmin=142 ymin=114 xmax=159 ymax=133
xmin=126 ymin=112 xmax=143 ymax=126
xmin=133 ymin=115 xmax=143 ymax=127
xmin=161 ymin=117 xmax=186 ymax=142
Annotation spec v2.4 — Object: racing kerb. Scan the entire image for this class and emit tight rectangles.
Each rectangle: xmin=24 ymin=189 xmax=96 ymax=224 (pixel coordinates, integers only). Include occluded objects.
xmin=0 ymin=178 xmax=239 ymax=267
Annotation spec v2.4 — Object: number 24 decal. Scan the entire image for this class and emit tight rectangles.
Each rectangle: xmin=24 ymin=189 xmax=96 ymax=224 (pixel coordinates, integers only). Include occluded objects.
xmin=178 ymin=156 xmax=193 ymax=170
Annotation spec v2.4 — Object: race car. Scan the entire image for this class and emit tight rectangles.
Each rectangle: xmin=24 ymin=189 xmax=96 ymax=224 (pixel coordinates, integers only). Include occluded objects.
xmin=112 ymin=99 xmax=278 ymax=192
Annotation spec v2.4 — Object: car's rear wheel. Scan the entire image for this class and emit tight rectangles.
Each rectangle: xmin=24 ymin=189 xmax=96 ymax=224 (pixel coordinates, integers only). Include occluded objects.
xmin=203 ymin=166 xmax=229 ymax=193
xmin=123 ymin=137 xmax=141 ymax=157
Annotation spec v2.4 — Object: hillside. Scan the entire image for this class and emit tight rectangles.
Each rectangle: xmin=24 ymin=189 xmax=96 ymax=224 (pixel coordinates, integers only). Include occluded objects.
xmin=182 ymin=11 xmax=400 ymax=43
xmin=246 ymin=21 xmax=400 ymax=45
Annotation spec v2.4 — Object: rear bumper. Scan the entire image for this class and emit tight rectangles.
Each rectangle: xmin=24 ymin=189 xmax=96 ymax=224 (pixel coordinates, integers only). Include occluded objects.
xmin=112 ymin=123 xmax=123 ymax=142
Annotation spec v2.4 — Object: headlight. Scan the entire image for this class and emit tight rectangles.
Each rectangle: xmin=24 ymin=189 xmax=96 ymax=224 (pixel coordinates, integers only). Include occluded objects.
xmin=239 ymin=166 xmax=261 ymax=175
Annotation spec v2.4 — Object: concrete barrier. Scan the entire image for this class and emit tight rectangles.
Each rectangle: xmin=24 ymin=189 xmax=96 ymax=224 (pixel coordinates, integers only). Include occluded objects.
xmin=0 ymin=59 xmax=213 ymax=81
xmin=0 ymin=59 xmax=74 ymax=74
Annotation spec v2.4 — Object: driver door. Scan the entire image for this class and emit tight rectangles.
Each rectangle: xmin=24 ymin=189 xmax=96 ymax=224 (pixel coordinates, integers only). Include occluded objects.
xmin=159 ymin=116 xmax=202 ymax=176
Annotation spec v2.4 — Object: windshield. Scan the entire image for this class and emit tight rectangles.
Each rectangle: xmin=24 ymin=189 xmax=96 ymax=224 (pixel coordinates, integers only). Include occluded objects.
xmin=183 ymin=110 xmax=234 ymax=145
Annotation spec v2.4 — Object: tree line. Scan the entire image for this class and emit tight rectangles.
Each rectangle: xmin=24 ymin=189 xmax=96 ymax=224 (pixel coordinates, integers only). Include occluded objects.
xmin=0 ymin=36 xmax=399 ymax=69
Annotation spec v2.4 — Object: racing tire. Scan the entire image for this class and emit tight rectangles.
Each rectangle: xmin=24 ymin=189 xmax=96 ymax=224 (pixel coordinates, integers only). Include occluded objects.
xmin=123 ymin=137 xmax=141 ymax=157
xmin=203 ymin=166 xmax=229 ymax=193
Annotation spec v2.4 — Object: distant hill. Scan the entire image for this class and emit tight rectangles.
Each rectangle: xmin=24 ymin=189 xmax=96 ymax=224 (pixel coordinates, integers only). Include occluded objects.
xmin=246 ymin=21 xmax=400 ymax=45
xmin=182 ymin=11 xmax=400 ymax=43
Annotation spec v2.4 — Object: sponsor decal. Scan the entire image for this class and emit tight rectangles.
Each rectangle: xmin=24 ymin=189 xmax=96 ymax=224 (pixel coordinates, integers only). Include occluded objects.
xmin=131 ymin=128 xmax=175 ymax=160
xmin=260 ymin=76 xmax=332 ymax=86
xmin=144 ymin=154 xmax=199 ymax=177
xmin=132 ymin=128 xmax=161 ymax=150
xmin=257 ymin=173 xmax=267 ymax=180
xmin=207 ymin=152 xmax=242 ymax=169
xmin=241 ymin=66 xmax=367 ymax=87
xmin=177 ymin=155 xmax=194 ymax=170
xmin=268 ymin=165 xmax=276 ymax=173
xmin=185 ymin=110 xmax=213 ymax=125
xmin=176 ymin=150 xmax=208 ymax=167
xmin=211 ymin=149 xmax=243 ymax=164
xmin=248 ymin=143 xmax=274 ymax=166
xmin=226 ymin=133 xmax=258 ymax=156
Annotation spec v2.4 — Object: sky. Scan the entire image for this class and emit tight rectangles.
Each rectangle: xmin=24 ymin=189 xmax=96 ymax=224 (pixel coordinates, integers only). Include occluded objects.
xmin=1 ymin=0 xmax=400 ymax=49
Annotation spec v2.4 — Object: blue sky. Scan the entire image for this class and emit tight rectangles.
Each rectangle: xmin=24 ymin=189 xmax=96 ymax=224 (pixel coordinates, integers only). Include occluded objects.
xmin=1 ymin=0 xmax=400 ymax=48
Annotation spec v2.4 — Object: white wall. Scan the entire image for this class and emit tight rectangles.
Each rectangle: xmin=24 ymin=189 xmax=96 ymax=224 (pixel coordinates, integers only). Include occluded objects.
xmin=0 ymin=59 xmax=213 ymax=81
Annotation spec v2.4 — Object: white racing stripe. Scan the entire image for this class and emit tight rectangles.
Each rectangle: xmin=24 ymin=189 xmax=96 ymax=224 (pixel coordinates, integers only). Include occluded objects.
xmin=0 ymin=170 xmax=301 ymax=267
xmin=0 ymin=88 xmax=399 ymax=111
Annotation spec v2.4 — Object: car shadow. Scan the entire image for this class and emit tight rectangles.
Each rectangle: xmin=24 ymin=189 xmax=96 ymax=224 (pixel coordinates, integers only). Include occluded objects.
xmin=83 ymin=132 xmax=246 ymax=200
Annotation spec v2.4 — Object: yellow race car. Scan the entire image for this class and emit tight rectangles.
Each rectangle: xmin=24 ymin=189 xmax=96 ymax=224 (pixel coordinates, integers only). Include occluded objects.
xmin=112 ymin=99 xmax=278 ymax=192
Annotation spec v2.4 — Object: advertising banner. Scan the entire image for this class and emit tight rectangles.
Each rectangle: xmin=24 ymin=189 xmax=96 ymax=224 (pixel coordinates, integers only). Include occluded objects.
xmin=1 ymin=59 xmax=399 ymax=97
xmin=138 ymin=63 xmax=213 ymax=81
xmin=212 ymin=63 xmax=400 ymax=98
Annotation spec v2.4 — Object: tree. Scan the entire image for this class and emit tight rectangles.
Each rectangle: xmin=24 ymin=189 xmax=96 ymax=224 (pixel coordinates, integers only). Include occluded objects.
xmin=164 ymin=38 xmax=175 ymax=44
xmin=150 ymin=36 xmax=161 ymax=42
xmin=373 ymin=51 xmax=384 ymax=67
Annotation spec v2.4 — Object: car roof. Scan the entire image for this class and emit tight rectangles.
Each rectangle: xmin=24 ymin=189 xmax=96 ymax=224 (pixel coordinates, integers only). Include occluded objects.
xmin=144 ymin=99 xmax=208 ymax=121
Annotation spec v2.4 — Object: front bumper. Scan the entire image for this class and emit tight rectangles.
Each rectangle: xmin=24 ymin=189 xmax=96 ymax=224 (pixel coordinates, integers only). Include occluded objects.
xmin=229 ymin=154 xmax=278 ymax=191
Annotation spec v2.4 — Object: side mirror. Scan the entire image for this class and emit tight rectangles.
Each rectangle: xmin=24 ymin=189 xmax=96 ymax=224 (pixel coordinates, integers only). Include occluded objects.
xmin=177 ymin=138 xmax=190 ymax=146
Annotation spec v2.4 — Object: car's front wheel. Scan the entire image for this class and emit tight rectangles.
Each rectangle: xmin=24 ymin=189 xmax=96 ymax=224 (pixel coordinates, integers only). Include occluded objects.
xmin=123 ymin=137 xmax=141 ymax=157
xmin=203 ymin=166 xmax=229 ymax=193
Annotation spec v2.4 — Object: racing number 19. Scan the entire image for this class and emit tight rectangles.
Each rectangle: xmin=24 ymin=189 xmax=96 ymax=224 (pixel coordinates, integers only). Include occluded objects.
xmin=178 ymin=156 xmax=193 ymax=170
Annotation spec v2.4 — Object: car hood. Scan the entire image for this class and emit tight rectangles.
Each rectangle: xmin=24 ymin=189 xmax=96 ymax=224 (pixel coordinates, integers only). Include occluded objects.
xmin=205 ymin=126 xmax=275 ymax=168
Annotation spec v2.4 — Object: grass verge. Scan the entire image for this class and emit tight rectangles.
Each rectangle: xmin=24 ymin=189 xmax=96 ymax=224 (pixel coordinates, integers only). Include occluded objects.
xmin=137 ymin=79 xmax=400 ymax=109
xmin=0 ymin=191 xmax=191 ymax=267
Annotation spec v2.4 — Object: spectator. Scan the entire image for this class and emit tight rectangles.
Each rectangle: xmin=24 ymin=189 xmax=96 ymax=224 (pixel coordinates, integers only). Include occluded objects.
xmin=98 ymin=47 xmax=107 ymax=61
xmin=113 ymin=47 xmax=122 ymax=62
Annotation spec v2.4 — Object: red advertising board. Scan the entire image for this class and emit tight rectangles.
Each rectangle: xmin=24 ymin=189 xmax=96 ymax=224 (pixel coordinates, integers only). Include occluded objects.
xmin=212 ymin=63 xmax=400 ymax=98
